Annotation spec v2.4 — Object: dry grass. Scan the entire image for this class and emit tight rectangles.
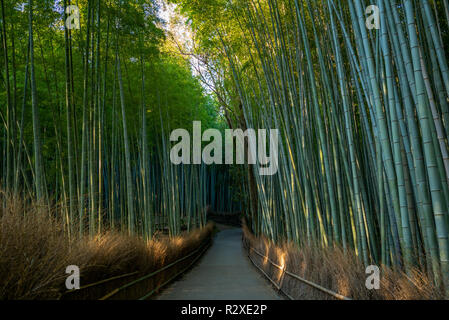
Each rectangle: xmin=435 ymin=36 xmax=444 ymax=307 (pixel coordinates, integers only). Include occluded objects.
xmin=0 ymin=192 xmax=214 ymax=300
xmin=242 ymin=222 xmax=444 ymax=300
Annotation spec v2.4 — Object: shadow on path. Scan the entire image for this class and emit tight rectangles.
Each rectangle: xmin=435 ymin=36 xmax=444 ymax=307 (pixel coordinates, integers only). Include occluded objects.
xmin=156 ymin=228 xmax=283 ymax=300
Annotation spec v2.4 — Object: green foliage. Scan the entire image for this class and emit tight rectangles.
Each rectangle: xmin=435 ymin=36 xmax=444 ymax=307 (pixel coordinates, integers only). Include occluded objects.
xmin=173 ymin=0 xmax=449 ymax=295
xmin=0 ymin=0 xmax=218 ymax=186
xmin=0 ymin=0 xmax=225 ymax=239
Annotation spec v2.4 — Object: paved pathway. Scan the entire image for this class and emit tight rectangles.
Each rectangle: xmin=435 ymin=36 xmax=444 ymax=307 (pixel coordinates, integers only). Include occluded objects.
xmin=156 ymin=228 xmax=283 ymax=300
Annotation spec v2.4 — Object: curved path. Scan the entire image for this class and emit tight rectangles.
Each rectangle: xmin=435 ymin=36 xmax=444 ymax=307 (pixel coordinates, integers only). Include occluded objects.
xmin=156 ymin=228 xmax=283 ymax=300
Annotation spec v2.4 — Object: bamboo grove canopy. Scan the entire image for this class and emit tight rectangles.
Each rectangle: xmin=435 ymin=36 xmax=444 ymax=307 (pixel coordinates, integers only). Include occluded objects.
xmin=0 ymin=0 xmax=238 ymax=241
xmin=171 ymin=0 xmax=449 ymax=292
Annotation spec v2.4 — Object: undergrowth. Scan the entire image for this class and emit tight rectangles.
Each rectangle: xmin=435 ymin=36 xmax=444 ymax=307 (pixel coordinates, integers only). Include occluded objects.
xmin=0 ymin=193 xmax=213 ymax=300
xmin=243 ymin=222 xmax=444 ymax=300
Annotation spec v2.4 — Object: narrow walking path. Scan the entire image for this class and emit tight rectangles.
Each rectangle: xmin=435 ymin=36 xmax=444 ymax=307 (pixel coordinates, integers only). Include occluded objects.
xmin=156 ymin=228 xmax=283 ymax=300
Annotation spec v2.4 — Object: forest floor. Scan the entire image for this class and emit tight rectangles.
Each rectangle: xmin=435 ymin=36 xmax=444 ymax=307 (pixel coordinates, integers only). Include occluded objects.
xmin=156 ymin=227 xmax=283 ymax=300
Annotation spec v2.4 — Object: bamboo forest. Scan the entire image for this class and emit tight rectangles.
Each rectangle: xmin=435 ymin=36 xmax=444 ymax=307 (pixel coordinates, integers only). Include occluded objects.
xmin=1 ymin=0 xmax=449 ymax=302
